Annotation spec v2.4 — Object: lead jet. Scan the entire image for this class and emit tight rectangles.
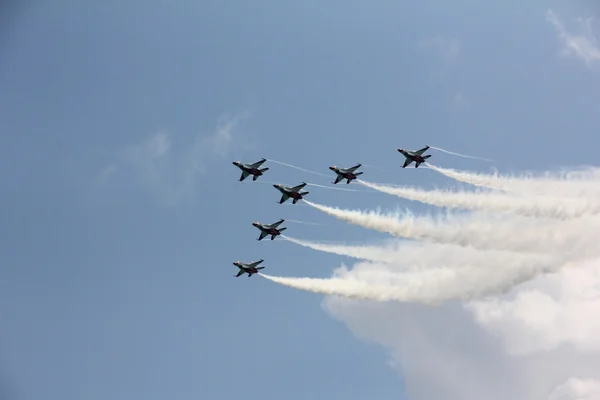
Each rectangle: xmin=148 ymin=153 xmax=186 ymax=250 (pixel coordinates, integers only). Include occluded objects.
xmin=273 ymin=182 xmax=309 ymax=204
xmin=329 ymin=164 xmax=363 ymax=184
xmin=252 ymin=219 xmax=287 ymax=241
xmin=232 ymin=158 xmax=269 ymax=181
xmin=233 ymin=259 xmax=265 ymax=277
xmin=397 ymin=146 xmax=431 ymax=168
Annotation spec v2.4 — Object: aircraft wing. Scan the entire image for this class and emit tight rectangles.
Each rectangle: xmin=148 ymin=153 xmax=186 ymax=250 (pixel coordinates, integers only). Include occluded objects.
xmin=236 ymin=270 xmax=245 ymax=277
xmin=290 ymin=182 xmax=307 ymax=192
xmin=240 ymin=170 xmax=250 ymax=181
xmin=258 ymin=231 xmax=268 ymax=241
xmin=248 ymin=259 xmax=264 ymax=267
xmin=249 ymin=158 xmax=266 ymax=169
xmin=279 ymin=193 xmax=290 ymax=204
xmin=271 ymin=219 xmax=284 ymax=228
xmin=334 ymin=174 xmax=344 ymax=184
xmin=347 ymin=164 xmax=362 ymax=172
xmin=403 ymin=158 xmax=413 ymax=168
xmin=414 ymin=146 xmax=430 ymax=155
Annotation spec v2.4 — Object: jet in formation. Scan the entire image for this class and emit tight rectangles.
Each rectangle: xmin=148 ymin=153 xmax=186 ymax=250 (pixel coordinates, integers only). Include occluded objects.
xmin=329 ymin=163 xmax=363 ymax=184
xmin=232 ymin=158 xmax=269 ymax=181
xmin=252 ymin=219 xmax=287 ymax=241
xmin=273 ymin=182 xmax=309 ymax=204
xmin=397 ymin=146 xmax=431 ymax=168
xmin=233 ymin=259 xmax=265 ymax=277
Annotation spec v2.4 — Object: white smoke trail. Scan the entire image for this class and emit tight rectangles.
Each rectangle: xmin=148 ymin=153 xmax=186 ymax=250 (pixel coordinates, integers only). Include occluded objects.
xmin=362 ymin=164 xmax=395 ymax=173
xmin=285 ymin=219 xmax=327 ymax=226
xmin=281 ymin=235 xmax=554 ymax=267
xmin=356 ymin=179 xmax=600 ymax=220
xmin=266 ymin=159 xmax=331 ymax=178
xmin=259 ymin=256 xmax=572 ymax=304
xmin=305 ymin=182 xmax=367 ymax=192
xmin=426 ymin=164 xmax=509 ymax=192
xmin=261 ymin=159 xmax=600 ymax=306
xmin=302 ymin=200 xmax=600 ymax=257
xmin=429 ymin=146 xmax=494 ymax=162
xmin=427 ymin=164 xmax=600 ymax=197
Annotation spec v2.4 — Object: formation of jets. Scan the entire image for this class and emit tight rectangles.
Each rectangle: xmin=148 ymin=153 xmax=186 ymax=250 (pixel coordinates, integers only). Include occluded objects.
xmin=231 ymin=146 xmax=432 ymax=277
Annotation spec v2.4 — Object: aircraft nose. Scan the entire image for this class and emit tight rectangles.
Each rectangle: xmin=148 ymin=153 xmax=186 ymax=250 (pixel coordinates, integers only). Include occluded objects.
xmin=329 ymin=166 xmax=335 ymax=170
xmin=273 ymin=184 xmax=278 ymax=188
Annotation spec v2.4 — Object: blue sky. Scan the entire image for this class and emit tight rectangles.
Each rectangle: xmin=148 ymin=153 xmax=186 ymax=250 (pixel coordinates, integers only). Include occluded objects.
xmin=1 ymin=1 xmax=600 ymax=399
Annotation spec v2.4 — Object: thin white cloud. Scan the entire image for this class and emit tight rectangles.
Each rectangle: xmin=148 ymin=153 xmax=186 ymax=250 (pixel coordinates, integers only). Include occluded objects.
xmin=418 ymin=35 xmax=461 ymax=77
xmin=546 ymin=9 xmax=600 ymax=67
xmin=204 ymin=110 xmax=251 ymax=157
xmin=100 ymin=111 xmax=249 ymax=205
xmin=419 ymin=36 xmax=461 ymax=64
xmin=453 ymin=91 xmax=470 ymax=110
xmin=547 ymin=377 xmax=600 ymax=400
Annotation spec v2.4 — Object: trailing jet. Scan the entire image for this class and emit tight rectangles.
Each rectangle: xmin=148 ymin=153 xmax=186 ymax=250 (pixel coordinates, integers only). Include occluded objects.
xmin=232 ymin=158 xmax=269 ymax=181
xmin=329 ymin=164 xmax=363 ymax=184
xmin=233 ymin=259 xmax=265 ymax=277
xmin=273 ymin=182 xmax=309 ymax=204
xmin=398 ymin=146 xmax=431 ymax=168
xmin=252 ymin=219 xmax=287 ymax=241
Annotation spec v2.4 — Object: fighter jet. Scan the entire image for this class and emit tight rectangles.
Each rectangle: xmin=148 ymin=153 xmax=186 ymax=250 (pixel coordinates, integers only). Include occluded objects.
xmin=397 ymin=146 xmax=432 ymax=168
xmin=329 ymin=164 xmax=363 ymax=184
xmin=232 ymin=158 xmax=269 ymax=181
xmin=233 ymin=259 xmax=265 ymax=277
xmin=273 ymin=182 xmax=309 ymax=204
xmin=252 ymin=219 xmax=287 ymax=241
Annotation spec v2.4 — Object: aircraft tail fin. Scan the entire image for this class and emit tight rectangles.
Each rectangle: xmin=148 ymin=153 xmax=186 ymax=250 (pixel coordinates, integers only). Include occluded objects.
xmin=279 ymin=227 xmax=287 ymax=232
xmin=355 ymin=172 xmax=363 ymax=176
xmin=300 ymin=191 xmax=309 ymax=196
xmin=423 ymin=155 xmax=431 ymax=159
xmin=260 ymin=167 xmax=269 ymax=172
xmin=256 ymin=266 xmax=265 ymax=270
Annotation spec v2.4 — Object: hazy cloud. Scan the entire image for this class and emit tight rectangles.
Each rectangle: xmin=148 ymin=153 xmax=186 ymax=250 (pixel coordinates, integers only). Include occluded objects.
xmin=100 ymin=111 xmax=249 ymax=205
xmin=546 ymin=10 xmax=600 ymax=67
xmin=453 ymin=92 xmax=470 ymax=110
xmin=418 ymin=35 xmax=461 ymax=77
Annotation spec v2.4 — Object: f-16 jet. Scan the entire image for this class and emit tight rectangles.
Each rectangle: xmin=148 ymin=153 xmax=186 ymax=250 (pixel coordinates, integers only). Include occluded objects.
xmin=329 ymin=164 xmax=363 ymax=184
xmin=252 ymin=219 xmax=287 ymax=241
xmin=273 ymin=182 xmax=309 ymax=204
xmin=232 ymin=158 xmax=269 ymax=181
xmin=233 ymin=259 xmax=265 ymax=277
xmin=398 ymin=146 xmax=431 ymax=168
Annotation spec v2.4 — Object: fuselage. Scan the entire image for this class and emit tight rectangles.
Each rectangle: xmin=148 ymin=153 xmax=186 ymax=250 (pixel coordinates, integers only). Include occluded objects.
xmin=252 ymin=222 xmax=280 ymax=235
xmin=398 ymin=149 xmax=426 ymax=163
xmin=233 ymin=261 xmax=260 ymax=274
xmin=329 ymin=166 xmax=358 ymax=180
xmin=273 ymin=184 xmax=304 ymax=199
xmin=233 ymin=161 xmax=264 ymax=176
